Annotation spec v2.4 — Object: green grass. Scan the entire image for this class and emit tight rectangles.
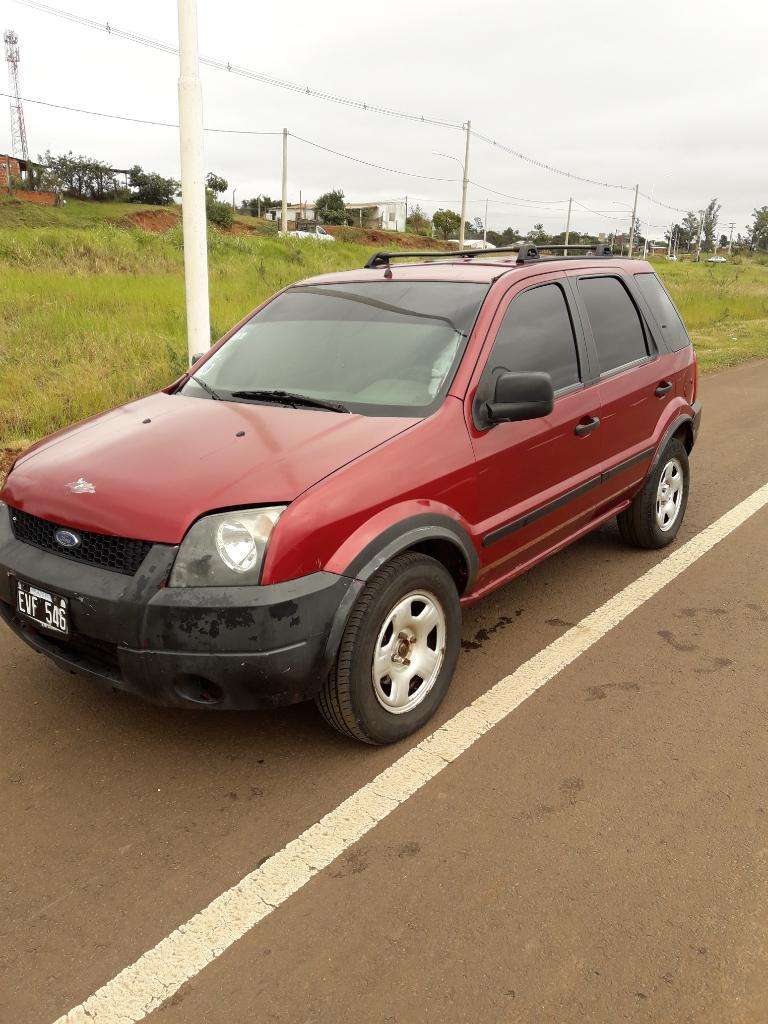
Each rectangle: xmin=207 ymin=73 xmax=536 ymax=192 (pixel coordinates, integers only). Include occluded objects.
xmin=648 ymin=257 xmax=768 ymax=372
xmin=1 ymin=199 xmax=766 ymax=450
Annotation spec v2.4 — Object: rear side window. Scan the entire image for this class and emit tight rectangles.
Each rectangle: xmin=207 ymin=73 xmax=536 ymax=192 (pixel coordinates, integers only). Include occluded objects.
xmin=578 ymin=276 xmax=648 ymax=373
xmin=635 ymin=273 xmax=692 ymax=352
xmin=486 ymin=283 xmax=580 ymax=391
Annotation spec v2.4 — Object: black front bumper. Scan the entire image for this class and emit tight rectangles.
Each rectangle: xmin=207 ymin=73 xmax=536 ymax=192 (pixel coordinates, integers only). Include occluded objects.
xmin=0 ymin=507 xmax=362 ymax=709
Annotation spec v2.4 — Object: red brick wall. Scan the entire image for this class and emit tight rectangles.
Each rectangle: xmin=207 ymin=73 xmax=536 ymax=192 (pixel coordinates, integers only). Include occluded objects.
xmin=8 ymin=190 xmax=58 ymax=206
xmin=0 ymin=155 xmax=22 ymax=188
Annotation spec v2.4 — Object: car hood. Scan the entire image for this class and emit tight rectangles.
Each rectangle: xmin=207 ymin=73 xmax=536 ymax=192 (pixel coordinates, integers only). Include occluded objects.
xmin=3 ymin=393 xmax=417 ymax=543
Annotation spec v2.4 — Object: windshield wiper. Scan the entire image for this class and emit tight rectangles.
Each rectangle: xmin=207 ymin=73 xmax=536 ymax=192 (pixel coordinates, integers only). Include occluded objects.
xmin=229 ymin=389 xmax=350 ymax=413
xmin=189 ymin=375 xmax=222 ymax=401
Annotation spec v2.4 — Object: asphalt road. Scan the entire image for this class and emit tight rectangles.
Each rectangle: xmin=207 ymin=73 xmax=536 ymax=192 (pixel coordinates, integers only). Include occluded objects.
xmin=2 ymin=359 xmax=767 ymax=1024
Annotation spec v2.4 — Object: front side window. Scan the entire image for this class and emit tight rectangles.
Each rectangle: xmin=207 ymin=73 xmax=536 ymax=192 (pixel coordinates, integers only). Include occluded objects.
xmin=635 ymin=273 xmax=692 ymax=352
xmin=181 ymin=281 xmax=488 ymax=417
xmin=578 ymin=275 xmax=648 ymax=373
xmin=484 ymin=282 xmax=580 ymax=391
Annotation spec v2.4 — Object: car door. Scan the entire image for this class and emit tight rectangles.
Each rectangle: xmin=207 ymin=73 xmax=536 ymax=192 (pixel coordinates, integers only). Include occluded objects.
xmin=466 ymin=274 xmax=607 ymax=590
xmin=569 ymin=271 xmax=669 ymax=499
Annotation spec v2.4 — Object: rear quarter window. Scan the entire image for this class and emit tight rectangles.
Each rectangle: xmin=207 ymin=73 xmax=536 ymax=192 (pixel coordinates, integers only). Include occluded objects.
xmin=634 ymin=273 xmax=692 ymax=352
xmin=577 ymin=275 xmax=648 ymax=374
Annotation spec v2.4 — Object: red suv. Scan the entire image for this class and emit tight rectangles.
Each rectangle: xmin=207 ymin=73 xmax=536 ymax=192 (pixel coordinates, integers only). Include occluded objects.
xmin=0 ymin=243 xmax=701 ymax=744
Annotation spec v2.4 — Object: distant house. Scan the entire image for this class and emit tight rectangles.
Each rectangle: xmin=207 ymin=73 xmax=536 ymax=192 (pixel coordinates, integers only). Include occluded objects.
xmin=0 ymin=153 xmax=25 ymax=189
xmin=1 ymin=153 xmax=58 ymax=205
xmin=266 ymin=199 xmax=406 ymax=232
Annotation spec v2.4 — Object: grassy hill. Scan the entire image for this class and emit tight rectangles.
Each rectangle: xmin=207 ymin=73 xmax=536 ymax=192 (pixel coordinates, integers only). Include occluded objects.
xmin=1 ymin=196 xmax=767 ymax=453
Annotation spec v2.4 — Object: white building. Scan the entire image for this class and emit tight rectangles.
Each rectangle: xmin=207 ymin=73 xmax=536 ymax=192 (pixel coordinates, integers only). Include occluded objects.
xmin=266 ymin=199 xmax=406 ymax=232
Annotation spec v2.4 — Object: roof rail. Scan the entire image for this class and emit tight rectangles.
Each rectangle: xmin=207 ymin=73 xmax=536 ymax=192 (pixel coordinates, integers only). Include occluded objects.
xmin=364 ymin=242 xmax=613 ymax=270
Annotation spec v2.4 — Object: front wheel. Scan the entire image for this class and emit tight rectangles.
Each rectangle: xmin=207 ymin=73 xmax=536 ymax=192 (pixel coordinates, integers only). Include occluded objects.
xmin=316 ymin=551 xmax=461 ymax=745
xmin=617 ymin=437 xmax=690 ymax=549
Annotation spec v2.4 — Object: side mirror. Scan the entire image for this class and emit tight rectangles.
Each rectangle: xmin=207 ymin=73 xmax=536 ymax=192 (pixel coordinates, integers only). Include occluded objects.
xmin=484 ymin=371 xmax=554 ymax=425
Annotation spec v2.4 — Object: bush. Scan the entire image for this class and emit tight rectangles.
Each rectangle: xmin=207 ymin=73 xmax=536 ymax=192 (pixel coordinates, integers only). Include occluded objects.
xmin=206 ymin=192 xmax=233 ymax=229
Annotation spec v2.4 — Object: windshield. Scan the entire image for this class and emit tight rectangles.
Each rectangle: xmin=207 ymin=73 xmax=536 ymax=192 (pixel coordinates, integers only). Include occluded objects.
xmin=180 ymin=281 xmax=489 ymax=416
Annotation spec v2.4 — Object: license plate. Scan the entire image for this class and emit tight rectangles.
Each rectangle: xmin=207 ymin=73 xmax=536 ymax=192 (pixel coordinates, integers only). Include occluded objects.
xmin=16 ymin=579 xmax=69 ymax=636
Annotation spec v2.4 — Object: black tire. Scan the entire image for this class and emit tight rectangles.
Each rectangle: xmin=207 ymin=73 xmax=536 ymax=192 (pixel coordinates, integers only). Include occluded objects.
xmin=617 ymin=437 xmax=690 ymax=549
xmin=316 ymin=551 xmax=461 ymax=745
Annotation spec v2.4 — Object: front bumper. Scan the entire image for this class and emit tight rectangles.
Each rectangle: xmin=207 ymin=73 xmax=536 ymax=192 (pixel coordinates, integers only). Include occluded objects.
xmin=0 ymin=507 xmax=361 ymax=709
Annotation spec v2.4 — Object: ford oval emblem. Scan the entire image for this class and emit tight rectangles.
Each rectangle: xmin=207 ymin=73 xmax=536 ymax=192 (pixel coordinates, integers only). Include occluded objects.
xmin=54 ymin=528 xmax=81 ymax=549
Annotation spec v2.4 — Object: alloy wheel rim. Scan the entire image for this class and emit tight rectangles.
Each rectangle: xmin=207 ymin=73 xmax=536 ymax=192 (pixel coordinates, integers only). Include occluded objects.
xmin=371 ymin=590 xmax=447 ymax=715
xmin=655 ymin=458 xmax=684 ymax=531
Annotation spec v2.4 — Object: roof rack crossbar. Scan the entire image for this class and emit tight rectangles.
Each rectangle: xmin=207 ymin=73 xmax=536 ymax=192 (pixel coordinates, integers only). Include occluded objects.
xmin=364 ymin=242 xmax=613 ymax=270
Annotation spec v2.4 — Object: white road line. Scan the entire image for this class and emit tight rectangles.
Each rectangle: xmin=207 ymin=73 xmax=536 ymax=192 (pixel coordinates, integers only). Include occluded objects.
xmin=55 ymin=482 xmax=768 ymax=1024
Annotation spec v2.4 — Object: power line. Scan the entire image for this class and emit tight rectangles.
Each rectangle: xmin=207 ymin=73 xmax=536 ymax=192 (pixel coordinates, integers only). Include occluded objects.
xmin=6 ymin=88 xmax=588 ymax=206
xmin=15 ymin=0 xmax=702 ymax=218
xmin=16 ymin=0 xmax=464 ymax=130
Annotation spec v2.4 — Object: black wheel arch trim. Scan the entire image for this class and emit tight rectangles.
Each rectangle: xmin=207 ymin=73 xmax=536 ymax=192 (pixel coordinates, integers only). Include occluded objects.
xmin=650 ymin=406 xmax=700 ymax=472
xmin=342 ymin=514 xmax=479 ymax=595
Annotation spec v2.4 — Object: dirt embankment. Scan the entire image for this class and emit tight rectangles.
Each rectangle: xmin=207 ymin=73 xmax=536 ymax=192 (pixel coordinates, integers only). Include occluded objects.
xmin=121 ymin=209 xmax=181 ymax=233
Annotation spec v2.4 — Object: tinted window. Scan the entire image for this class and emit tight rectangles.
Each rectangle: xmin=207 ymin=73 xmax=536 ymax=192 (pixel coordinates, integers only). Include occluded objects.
xmin=486 ymin=283 xmax=580 ymax=391
xmin=635 ymin=273 xmax=691 ymax=352
xmin=182 ymin=281 xmax=488 ymax=417
xmin=579 ymin=276 xmax=648 ymax=373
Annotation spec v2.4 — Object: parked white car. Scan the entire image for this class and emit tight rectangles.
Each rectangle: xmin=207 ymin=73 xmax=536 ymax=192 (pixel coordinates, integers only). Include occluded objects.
xmin=449 ymin=238 xmax=496 ymax=250
xmin=284 ymin=225 xmax=336 ymax=242
xmin=707 ymin=255 xmax=727 ymax=263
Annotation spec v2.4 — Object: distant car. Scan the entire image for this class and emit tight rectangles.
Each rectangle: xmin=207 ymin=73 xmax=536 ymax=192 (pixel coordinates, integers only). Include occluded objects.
xmin=285 ymin=225 xmax=335 ymax=242
xmin=450 ymin=239 xmax=496 ymax=250
xmin=707 ymin=255 xmax=727 ymax=263
xmin=666 ymin=254 xmax=679 ymax=262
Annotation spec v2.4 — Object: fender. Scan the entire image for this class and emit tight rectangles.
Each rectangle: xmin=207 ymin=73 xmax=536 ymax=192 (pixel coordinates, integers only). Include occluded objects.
xmin=649 ymin=399 xmax=702 ymax=473
xmin=325 ymin=501 xmax=479 ymax=594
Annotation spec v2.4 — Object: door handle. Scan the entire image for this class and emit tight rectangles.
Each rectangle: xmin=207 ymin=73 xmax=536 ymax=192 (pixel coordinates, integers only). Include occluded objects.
xmin=574 ymin=415 xmax=601 ymax=437
xmin=654 ymin=380 xmax=673 ymax=397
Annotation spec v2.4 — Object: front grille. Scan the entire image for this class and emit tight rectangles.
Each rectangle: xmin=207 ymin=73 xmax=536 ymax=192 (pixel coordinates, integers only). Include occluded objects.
xmin=9 ymin=508 xmax=152 ymax=576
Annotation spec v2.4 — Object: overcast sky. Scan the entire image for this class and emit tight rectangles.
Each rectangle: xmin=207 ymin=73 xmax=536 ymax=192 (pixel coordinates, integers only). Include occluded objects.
xmin=3 ymin=0 xmax=766 ymax=237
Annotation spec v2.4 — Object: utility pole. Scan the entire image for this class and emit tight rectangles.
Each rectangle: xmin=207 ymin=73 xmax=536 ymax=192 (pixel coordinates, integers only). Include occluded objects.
xmin=459 ymin=119 xmax=471 ymax=247
xmin=177 ymin=0 xmax=210 ymax=365
xmin=231 ymin=188 xmax=236 ymax=212
xmin=404 ymin=195 xmax=408 ymax=233
xmin=627 ymin=183 xmax=639 ymax=258
xmin=483 ymin=198 xmax=488 ymax=244
xmin=564 ymin=196 xmax=572 ymax=256
xmin=695 ymin=209 xmax=704 ymax=262
xmin=727 ymin=221 xmax=735 ymax=256
xmin=280 ymin=128 xmax=288 ymax=234
xmin=667 ymin=225 xmax=673 ymax=259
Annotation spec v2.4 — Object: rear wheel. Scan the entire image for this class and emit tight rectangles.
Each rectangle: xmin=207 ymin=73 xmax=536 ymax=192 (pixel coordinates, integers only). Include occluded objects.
xmin=617 ymin=437 xmax=689 ymax=549
xmin=316 ymin=551 xmax=461 ymax=745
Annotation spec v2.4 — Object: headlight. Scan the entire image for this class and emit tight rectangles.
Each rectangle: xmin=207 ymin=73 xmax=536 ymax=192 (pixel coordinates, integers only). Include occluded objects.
xmin=169 ymin=506 xmax=285 ymax=587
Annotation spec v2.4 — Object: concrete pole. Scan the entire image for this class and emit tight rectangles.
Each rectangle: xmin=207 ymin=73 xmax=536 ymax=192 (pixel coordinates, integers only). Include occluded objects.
xmin=564 ymin=196 xmax=572 ymax=256
xmin=627 ymin=183 xmax=639 ymax=258
xmin=696 ymin=209 xmax=704 ymax=261
xmin=280 ymin=128 xmax=288 ymax=234
xmin=728 ymin=221 xmax=735 ymax=256
xmin=177 ymin=0 xmax=210 ymax=365
xmin=483 ymin=198 xmax=488 ymax=244
xmin=459 ymin=120 xmax=471 ymax=247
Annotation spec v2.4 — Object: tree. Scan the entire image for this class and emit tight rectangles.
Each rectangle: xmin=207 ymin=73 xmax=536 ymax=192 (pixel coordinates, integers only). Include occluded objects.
xmin=38 ymin=150 xmax=122 ymax=201
xmin=528 ymin=223 xmax=551 ymax=244
xmin=315 ymin=189 xmax=349 ymax=225
xmin=701 ymin=197 xmax=721 ymax=253
xmin=750 ymin=206 xmax=768 ymax=250
xmin=405 ymin=204 xmax=431 ymax=235
xmin=128 ymin=165 xmax=179 ymax=206
xmin=486 ymin=226 xmax=521 ymax=247
xmin=432 ymin=208 xmax=461 ymax=239
xmin=680 ymin=212 xmax=700 ymax=252
xmin=241 ymin=195 xmax=276 ymax=217
xmin=205 ymin=172 xmax=228 ymax=195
